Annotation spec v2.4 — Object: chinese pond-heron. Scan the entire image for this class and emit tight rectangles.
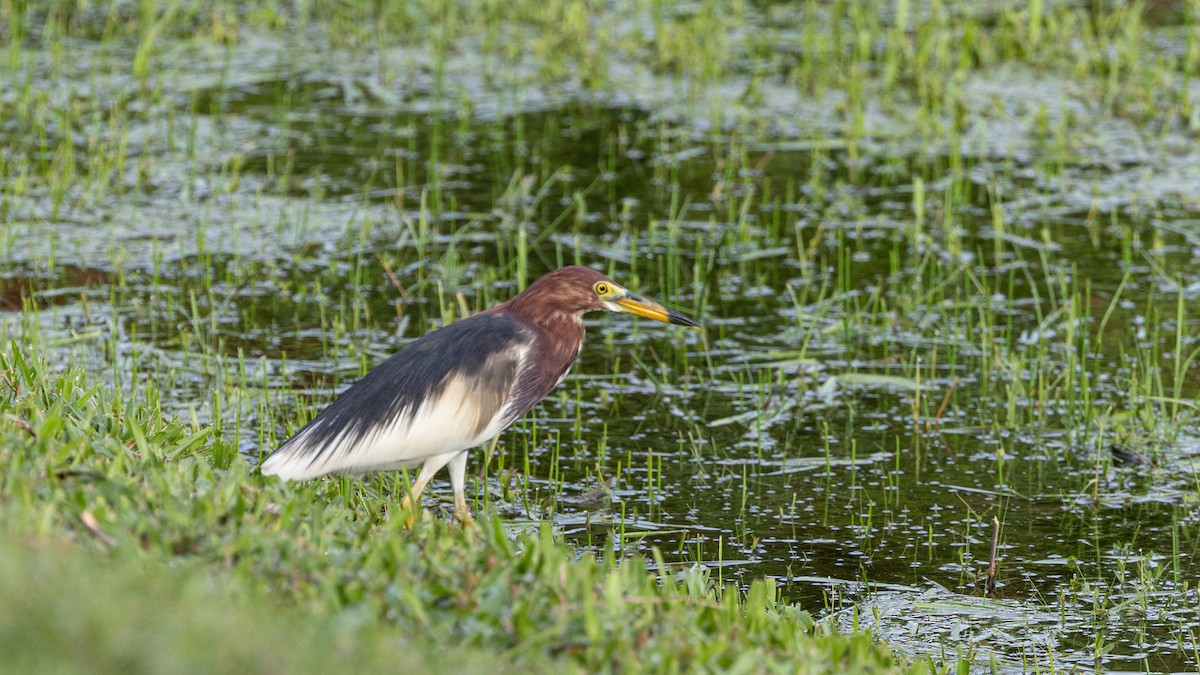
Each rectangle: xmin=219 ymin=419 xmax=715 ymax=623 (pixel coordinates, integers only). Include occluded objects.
xmin=260 ymin=266 xmax=698 ymax=523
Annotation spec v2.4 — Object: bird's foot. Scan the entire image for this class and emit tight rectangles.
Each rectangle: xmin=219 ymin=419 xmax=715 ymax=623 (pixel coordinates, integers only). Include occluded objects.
xmin=453 ymin=494 xmax=475 ymax=526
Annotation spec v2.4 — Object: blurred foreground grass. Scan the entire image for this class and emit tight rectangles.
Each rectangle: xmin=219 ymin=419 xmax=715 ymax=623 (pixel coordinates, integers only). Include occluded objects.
xmin=0 ymin=341 xmax=920 ymax=672
xmin=0 ymin=537 xmax=489 ymax=674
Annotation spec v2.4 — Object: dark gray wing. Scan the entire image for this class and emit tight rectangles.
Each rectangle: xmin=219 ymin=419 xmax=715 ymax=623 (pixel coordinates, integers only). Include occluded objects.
xmin=261 ymin=312 xmax=533 ymax=479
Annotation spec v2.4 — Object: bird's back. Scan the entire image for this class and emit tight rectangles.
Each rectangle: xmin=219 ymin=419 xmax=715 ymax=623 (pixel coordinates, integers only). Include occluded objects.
xmin=261 ymin=312 xmax=536 ymax=480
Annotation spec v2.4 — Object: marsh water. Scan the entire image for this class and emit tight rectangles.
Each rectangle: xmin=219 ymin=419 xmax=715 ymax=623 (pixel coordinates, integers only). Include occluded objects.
xmin=4 ymin=7 xmax=1200 ymax=673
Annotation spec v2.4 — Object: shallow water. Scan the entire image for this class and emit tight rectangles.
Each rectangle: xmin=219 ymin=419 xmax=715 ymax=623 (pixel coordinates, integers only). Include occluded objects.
xmin=3 ymin=9 xmax=1200 ymax=672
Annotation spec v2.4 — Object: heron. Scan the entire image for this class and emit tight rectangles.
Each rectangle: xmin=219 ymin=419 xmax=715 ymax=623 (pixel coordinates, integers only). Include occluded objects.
xmin=260 ymin=266 xmax=699 ymax=523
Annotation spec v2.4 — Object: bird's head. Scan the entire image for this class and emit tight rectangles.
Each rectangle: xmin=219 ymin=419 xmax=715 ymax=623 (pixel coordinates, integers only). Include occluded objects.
xmin=511 ymin=266 xmax=699 ymax=327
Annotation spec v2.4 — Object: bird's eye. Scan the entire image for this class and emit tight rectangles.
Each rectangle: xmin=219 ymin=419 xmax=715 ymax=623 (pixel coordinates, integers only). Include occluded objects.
xmin=594 ymin=282 xmax=609 ymax=295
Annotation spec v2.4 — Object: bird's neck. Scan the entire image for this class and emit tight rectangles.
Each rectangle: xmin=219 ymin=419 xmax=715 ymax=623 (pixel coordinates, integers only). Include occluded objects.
xmin=529 ymin=310 xmax=587 ymax=380
xmin=532 ymin=310 xmax=585 ymax=349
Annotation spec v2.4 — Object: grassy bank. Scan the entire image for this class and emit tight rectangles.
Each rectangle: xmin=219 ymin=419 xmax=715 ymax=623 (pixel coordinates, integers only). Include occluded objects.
xmin=0 ymin=340 xmax=923 ymax=672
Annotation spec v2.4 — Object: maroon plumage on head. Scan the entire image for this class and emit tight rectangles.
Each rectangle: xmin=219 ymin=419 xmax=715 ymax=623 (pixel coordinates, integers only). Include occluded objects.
xmin=261 ymin=266 xmax=698 ymax=524
xmin=503 ymin=266 xmax=612 ymax=318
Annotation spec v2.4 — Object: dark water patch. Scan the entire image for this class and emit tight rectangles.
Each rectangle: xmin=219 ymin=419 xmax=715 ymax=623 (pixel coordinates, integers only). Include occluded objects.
xmin=0 ymin=265 xmax=112 ymax=312
xmin=113 ymin=252 xmax=413 ymax=361
xmin=197 ymin=77 xmax=678 ymax=220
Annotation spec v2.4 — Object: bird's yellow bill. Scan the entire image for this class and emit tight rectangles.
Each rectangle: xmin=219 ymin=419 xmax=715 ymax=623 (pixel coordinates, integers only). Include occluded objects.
xmin=614 ymin=294 xmax=700 ymax=327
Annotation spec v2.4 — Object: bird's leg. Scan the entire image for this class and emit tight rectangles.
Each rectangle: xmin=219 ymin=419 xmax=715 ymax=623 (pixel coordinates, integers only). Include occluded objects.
xmin=400 ymin=469 xmax=435 ymax=528
xmin=447 ymin=450 xmax=474 ymax=525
